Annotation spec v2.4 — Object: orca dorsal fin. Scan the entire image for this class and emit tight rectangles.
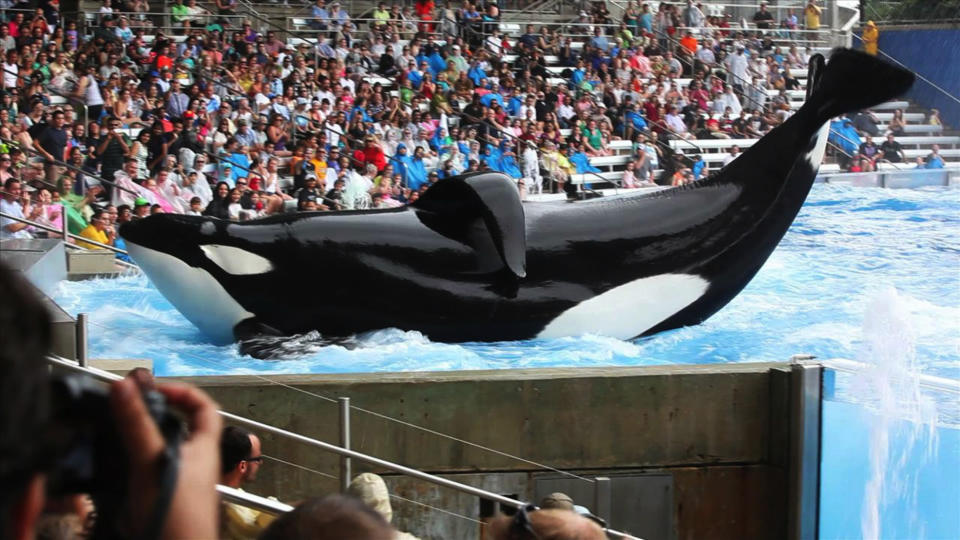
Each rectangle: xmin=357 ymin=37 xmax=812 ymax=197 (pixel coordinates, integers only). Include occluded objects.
xmin=412 ymin=172 xmax=527 ymax=278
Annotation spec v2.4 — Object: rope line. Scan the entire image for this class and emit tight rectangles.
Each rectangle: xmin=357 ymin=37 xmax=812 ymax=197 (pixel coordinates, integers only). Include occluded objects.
xmin=851 ymin=34 xmax=960 ymax=106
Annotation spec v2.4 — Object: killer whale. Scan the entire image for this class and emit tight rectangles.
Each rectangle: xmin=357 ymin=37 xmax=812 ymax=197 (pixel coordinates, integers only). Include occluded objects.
xmin=120 ymin=49 xmax=914 ymax=353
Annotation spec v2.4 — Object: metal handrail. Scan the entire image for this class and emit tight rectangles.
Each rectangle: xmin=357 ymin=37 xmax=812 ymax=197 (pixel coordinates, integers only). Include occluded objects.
xmin=1 ymin=66 xmax=90 ymax=129
xmin=82 ymin=10 xmax=247 ymax=27
xmin=0 ymin=210 xmax=131 ymax=257
xmin=45 ymin=354 xmax=639 ymax=538
xmin=0 ymin=136 xmax=141 ymax=199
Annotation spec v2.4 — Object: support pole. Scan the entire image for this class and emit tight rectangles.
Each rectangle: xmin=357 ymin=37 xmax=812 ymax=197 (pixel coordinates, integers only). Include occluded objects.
xmin=76 ymin=313 xmax=88 ymax=367
xmin=593 ymin=476 xmax=612 ymax=525
xmin=339 ymin=397 xmax=351 ymax=492
xmin=60 ymin=208 xmax=69 ymax=241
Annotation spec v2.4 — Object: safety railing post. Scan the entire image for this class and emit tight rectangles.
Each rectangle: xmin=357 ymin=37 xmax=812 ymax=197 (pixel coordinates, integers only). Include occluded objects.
xmin=593 ymin=476 xmax=611 ymax=526
xmin=60 ymin=207 xmax=69 ymax=240
xmin=339 ymin=397 xmax=351 ymax=492
xmin=76 ymin=313 xmax=88 ymax=367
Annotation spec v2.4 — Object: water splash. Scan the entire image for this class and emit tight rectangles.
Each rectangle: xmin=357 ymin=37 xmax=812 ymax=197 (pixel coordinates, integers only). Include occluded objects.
xmin=853 ymin=288 xmax=939 ymax=540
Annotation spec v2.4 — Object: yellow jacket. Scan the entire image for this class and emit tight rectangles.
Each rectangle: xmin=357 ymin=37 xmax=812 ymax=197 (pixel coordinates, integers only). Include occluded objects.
xmin=77 ymin=225 xmax=109 ymax=250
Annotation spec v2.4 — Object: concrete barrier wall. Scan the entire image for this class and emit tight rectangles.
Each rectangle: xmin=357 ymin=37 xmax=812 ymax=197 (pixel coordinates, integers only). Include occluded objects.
xmin=182 ymin=362 xmax=801 ymax=539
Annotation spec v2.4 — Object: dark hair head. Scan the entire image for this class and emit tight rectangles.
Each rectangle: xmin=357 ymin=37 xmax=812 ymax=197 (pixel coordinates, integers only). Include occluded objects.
xmin=220 ymin=425 xmax=252 ymax=475
xmin=0 ymin=263 xmax=52 ymax=530
xmin=259 ymin=495 xmax=395 ymax=540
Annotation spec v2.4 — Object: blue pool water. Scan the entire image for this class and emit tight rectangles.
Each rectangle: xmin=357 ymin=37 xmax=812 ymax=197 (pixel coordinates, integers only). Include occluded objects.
xmin=53 ymin=183 xmax=959 ymax=538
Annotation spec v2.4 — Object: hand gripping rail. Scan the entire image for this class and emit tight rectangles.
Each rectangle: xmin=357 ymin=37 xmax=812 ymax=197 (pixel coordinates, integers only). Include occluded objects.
xmin=45 ymin=355 xmax=640 ymax=538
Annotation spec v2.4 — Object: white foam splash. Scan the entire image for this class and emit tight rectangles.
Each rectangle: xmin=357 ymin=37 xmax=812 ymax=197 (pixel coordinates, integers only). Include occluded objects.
xmin=852 ymin=288 xmax=939 ymax=540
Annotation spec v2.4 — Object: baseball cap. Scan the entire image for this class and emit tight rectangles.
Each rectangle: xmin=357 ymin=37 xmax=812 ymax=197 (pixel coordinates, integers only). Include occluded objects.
xmin=134 ymin=197 xmax=149 ymax=207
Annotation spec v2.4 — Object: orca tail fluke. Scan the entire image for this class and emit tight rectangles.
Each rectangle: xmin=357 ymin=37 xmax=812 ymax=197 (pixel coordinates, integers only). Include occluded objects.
xmin=811 ymin=48 xmax=915 ymax=121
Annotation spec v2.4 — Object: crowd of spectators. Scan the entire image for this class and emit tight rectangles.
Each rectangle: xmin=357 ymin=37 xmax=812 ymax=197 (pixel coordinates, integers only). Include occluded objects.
xmin=0 ymin=0 xmax=948 ymax=248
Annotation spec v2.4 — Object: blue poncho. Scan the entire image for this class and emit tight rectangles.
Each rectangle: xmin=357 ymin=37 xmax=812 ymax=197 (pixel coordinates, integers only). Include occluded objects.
xmin=428 ymin=51 xmax=447 ymax=75
xmin=570 ymin=152 xmax=600 ymax=174
xmin=407 ymin=70 xmax=424 ymax=89
xmin=480 ymin=93 xmax=504 ymax=108
xmin=405 ymin=157 xmax=428 ymax=191
xmin=468 ymin=65 xmax=487 ymax=86
xmin=829 ymin=119 xmax=860 ymax=157
xmin=500 ymin=153 xmax=523 ymax=179
xmin=393 ymin=144 xmax=410 ymax=178
xmin=506 ymin=96 xmax=524 ymax=117
xmin=480 ymin=147 xmax=504 ymax=172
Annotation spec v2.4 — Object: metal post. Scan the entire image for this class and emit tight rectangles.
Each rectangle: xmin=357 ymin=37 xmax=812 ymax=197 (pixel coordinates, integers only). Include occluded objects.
xmin=593 ymin=476 xmax=611 ymax=525
xmin=76 ymin=313 xmax=88 ymax=367
xmin=60 ymin=206 xmax=69 ymax=240
xmin=339 ymin=397 xmax=351 ymax=493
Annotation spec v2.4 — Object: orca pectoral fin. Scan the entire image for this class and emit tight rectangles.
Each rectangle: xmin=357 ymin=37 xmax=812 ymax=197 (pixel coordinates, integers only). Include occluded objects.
xmin=412 ymin=172 xmax=527 ymax=278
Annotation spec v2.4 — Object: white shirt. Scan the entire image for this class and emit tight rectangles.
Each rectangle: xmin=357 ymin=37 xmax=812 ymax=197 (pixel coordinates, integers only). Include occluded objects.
xmin=3 ymin=62 xmax=20 ymax=88
xmin=2 ymin=61 xmax=17 ymax=88
xmin=485 ymin=35 xmax=503 ymax=55
xmin=724 ymin=53 xmax=749 ymax=85
xmin=665 ymin=113 xmax=687 ymax=134
xmin=314 ymin=89 xmax=335 ymax=105
xmin=0 ymin=198 xmax=32 ymax=239
xmin=696 ymin=47 xmax=716 ymax=65
xmin=715 ymin=91 xmax=742 ymax=116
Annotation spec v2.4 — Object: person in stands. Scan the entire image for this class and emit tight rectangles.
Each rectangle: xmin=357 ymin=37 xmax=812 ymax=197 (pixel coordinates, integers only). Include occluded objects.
xmin=220 ymin=425 xmax=275 ymax=539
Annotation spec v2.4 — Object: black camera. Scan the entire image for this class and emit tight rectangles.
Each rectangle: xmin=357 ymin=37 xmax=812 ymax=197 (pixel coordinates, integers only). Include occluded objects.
xmin=44 ymin=374 xmax=185 ymax=538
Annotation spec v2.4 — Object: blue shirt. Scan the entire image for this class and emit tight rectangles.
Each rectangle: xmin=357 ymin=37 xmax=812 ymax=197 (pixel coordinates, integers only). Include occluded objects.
xmin=639 ymin=13 xmax=653 ymax=32
xmin=222 ymin=152 xmax=251 ymax=184
xmin=925 ymin=155 xmax=945 ymax=169
xmin=589 ymin=35 xmax=610 ymax=51
xmin=627 ymin=110 xmax=647 ymax=131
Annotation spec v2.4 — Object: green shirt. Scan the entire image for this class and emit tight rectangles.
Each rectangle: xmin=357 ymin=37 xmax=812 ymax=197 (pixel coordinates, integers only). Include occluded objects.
xmin=172 ymin=4 xmax=190 ymax=22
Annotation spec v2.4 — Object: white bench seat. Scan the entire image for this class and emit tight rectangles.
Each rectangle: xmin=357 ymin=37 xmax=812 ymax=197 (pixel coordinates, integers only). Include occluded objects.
xmin=588 ymin=155 xmax=632 ymax=169
xmin=669 ymin=139 xmax=760 ymax=152
xmin=903 ymin=148 xmax=960 ymax=158
xmin=569 ymin=170 xmax=624 ymax=185
xmin=873 ymin=112 xmax=926 ymax=122
xmin=871 ymin=101 xmax=910 ymax=111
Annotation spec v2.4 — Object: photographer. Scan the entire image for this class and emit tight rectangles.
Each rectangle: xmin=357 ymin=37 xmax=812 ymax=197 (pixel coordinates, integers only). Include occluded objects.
xmin=0 ymin=263 xmax=222 ymax=539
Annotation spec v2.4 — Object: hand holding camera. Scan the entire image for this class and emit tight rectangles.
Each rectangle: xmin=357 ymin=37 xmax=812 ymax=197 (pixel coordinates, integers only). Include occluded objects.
xmin=47 ymin=374 xmax=221 ymax=539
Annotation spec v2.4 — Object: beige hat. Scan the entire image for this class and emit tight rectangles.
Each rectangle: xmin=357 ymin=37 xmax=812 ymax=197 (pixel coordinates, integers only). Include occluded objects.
xmin=347 ymin=473 xmax=393 ymax=523
xmin=539 ymin=492 xmax=575 ymax=511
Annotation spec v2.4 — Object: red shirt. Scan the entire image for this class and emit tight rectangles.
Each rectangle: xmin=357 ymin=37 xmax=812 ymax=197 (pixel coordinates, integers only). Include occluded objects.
xmin=362 ymin=145 xmax=387 ymax=172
